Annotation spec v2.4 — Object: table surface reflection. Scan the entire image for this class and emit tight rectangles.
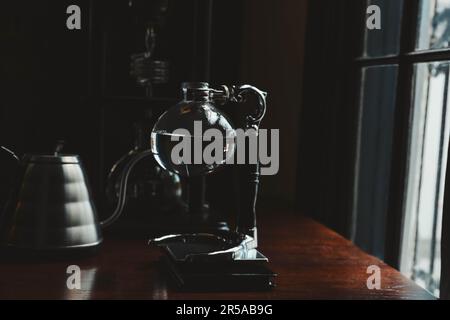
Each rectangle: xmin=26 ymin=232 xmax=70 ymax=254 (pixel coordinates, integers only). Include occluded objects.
xmin=0 ymin=211 xmax=435 ymax=300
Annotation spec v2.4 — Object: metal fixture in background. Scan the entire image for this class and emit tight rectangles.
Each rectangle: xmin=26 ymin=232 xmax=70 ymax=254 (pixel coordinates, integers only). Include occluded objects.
xmin=104 ymin=0 xmax=185 ymax=234
xmin=129 ymin=0 xmax=170 ymax=97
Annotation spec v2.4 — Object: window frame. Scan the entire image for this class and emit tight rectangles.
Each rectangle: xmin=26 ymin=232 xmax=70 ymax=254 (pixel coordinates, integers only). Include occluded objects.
xmin=353 ymin=0 xmax=450 ymax=269
xmin=298 ymin=0 xmax=450 ymax=273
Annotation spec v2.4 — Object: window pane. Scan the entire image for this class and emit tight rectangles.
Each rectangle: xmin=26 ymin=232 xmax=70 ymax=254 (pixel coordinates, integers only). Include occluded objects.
xmin=363 ymin=0 xmax=403 ymax=57
xmin=353 ymin=65 xmax=398 ymax=258
xmin=416 ymin=0 xmax=450 ymax=50
xmin=401 ymin=62 xmax=450 ymax=297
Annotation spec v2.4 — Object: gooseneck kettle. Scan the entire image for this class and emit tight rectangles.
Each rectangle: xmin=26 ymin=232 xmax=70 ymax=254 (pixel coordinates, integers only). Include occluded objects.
xmin=0 ymin=142 xmax=149 ymax=253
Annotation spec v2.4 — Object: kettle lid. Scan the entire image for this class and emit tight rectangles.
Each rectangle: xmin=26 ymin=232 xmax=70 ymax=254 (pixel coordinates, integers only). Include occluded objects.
xmin=22 ymin=154 xmax=80 ymax=164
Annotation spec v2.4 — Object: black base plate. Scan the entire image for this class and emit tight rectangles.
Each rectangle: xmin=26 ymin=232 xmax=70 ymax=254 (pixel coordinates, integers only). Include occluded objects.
xmin=160 ymin=252 xmax=276 ymax=292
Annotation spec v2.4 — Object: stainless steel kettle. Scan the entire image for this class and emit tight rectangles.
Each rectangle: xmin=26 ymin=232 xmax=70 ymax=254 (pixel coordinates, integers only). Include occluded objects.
xmin=0 ymin=151 xmax=102 ymax=252
xmin=0 ymin=143 xmax=148 ymax=253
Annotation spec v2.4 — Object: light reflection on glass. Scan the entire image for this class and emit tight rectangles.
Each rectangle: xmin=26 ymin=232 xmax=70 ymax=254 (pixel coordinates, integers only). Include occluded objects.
xmin=417 ymin=0 xmax=450 ymax=50
xmin=401 ymin=61 xmax=450 ymax=297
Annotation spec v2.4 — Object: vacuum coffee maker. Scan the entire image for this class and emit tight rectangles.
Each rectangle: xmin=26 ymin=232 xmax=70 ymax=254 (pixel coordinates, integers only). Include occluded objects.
xmin=0 ymin=81 xmax=275 ymax=290
xmin=148 ymin=82 xmax=275 ymax=290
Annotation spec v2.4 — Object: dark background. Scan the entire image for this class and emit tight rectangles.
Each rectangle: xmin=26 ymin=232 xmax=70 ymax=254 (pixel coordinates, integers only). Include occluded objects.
xmin=0 ymin=0 xmax=307 ymax=215
xmin=0 ymin=0 xmax=393 ymax=267
xmin=3 ymin=0 xmax=450 ymax=299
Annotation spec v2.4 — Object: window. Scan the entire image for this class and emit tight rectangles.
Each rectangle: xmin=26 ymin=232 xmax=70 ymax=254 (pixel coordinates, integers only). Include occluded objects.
xmin=352 ymin=0 xmax=450 ymax=296
xmin=416 ymin=0 xmax=450 ymax=50
xmin=400 ymin=62 xmax=450 ymax=295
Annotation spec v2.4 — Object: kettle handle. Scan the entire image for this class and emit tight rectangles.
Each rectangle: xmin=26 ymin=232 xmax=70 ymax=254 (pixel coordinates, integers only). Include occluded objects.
xmin=1 ymin=146 xmax=19 ymax=162
xmin=100 ymin=149 xmax=153 ymax=228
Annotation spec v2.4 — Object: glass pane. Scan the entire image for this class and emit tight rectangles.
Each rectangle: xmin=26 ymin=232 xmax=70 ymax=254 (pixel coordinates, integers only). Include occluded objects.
xmin=363 ymin=0 xmax=403 ymax=57
xmin=401 ymin=61 xmax=450 ymax=297
xmin=416 ymin=0 xmax=450 ymax=50
xmin=353 ymin=65 xmax=398 ymax=258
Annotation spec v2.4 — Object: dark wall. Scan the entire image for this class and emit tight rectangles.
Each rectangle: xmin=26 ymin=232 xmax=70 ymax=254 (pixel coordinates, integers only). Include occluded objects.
xmin=1 ymin=0 xmax=308 ymax=220
xmin=2 ymin=0 xmax=91 ymax=155
xmin=240 ymin=0 xmax=308 ymax=208
xmin=1 ymin=0 xmax=246 ymax=222
xmin=297 ymin=0 xmax=361 ymax=236
xmin=1 ymin=1 xmax=240 ymax=181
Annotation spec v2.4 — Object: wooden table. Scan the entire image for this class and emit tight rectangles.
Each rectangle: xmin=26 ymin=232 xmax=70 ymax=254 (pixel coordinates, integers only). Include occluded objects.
xmin=0 ymin=212 xmax=435 ymax=299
